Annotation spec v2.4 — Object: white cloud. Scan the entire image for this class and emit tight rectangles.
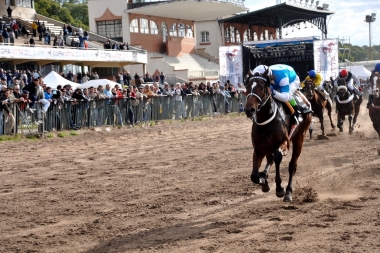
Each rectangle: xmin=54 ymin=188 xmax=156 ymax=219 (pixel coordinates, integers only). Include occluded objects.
xmin=244 ymin=0 xmax=379 ymax=46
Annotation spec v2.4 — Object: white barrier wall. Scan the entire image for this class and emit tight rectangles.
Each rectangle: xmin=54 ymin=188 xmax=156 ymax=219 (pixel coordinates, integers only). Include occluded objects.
xmin=0 ymin=45 xmax=147 ymax=64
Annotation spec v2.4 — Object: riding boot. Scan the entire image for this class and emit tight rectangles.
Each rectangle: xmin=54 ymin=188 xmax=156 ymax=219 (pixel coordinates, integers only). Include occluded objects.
xmin=288 ymin=105 xmax=300 ymax=138
xmin=367 ymin=94 xmax=374 ymax=109
xmin=350 ymin=89 xmax=359 ymax=100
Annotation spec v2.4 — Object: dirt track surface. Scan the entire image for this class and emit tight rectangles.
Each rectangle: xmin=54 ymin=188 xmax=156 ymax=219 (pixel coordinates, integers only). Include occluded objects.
xmin=1 ymin=106 xmax=380 ymax=253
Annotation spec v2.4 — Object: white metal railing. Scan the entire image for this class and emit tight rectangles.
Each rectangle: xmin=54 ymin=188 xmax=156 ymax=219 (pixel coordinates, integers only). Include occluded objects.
xmin=188 ymin=70 xmax=219 ymax=78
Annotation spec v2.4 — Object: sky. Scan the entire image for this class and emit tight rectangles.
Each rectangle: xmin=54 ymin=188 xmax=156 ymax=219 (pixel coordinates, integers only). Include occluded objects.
xmin=244 ymin=0 xmax=379 ymax=47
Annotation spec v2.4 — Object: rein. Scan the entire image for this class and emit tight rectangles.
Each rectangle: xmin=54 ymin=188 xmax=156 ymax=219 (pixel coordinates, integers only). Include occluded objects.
xmin=371 ymin=103 xmax=380 ymax=110
xmin=253 ymin=101 xmax=278 ymax=125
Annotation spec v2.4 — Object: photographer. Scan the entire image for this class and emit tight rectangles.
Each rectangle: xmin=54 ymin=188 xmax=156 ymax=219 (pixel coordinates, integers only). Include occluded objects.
xmin=71 ymin=88 xmax=88 ymax=129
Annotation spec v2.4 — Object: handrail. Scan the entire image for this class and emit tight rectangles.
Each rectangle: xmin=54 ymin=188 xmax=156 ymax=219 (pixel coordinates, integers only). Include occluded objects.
xmin=34 ymin=13 xmax=146 ymax=54
xmin=0 ymin=42 xmax=142 ymax=52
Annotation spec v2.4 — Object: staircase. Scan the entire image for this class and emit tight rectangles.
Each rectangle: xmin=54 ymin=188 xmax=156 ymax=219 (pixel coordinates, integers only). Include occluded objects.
xmin=148 ymin=53 xmax=220 ymax=81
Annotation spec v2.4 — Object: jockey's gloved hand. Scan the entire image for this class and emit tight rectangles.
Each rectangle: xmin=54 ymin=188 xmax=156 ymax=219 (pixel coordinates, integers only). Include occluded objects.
xmin=270 ymin=85 xmax=276 ymax=95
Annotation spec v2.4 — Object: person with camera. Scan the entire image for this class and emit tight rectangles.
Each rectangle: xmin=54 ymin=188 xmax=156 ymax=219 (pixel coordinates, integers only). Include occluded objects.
xmin=71 ymin=88 xmax=89 ymax=129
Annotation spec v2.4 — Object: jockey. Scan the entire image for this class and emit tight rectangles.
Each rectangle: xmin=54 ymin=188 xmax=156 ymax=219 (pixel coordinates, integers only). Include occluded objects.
xmin=253 ymin=64 xmax=311 ymax=129
xmin=333 ymin=69 xmax=361 ymax=99
xmin=367 ymin=62 xmax=380 ymax=108
xmin=300 ymin=70 xmax=329 ymax=99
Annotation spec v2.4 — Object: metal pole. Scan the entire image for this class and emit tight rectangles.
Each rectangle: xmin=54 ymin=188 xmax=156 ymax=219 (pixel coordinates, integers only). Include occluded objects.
xmin=369 ymin=21 xmax=372 ymax=60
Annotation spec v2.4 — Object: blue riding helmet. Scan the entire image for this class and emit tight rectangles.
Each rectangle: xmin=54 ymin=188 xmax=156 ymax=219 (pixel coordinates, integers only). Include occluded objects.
xmin=308 ymin=70 xmax=316 ymax=78
xmin=374 ymin=63 xmax=380 ymax=72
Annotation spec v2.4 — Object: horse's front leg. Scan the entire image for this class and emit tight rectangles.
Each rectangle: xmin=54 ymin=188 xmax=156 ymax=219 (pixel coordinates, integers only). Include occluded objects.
xmin=250 ymin=151 xmax=265 ymax=185
xmin=337 ymin=113 xmax=344 ymax=132
xmin=319 ymin=114 xmax=325 ymax=136
xmin=348 ymin=114 xmax=353 ymax=134
xmin=259 ymin=154 xmax=274 ymax=193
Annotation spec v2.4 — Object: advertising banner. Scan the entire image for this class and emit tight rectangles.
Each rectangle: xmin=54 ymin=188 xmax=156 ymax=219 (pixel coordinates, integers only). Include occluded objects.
xmin=313 ymin=39 xmax=339 ymax=80
xmin=219 ymin=45 xmax=243 ymax=86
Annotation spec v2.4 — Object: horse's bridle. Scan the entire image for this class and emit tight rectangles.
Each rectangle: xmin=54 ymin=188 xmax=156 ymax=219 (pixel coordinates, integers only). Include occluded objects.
xmin=246 ymin=76 xmax=271 ymax=112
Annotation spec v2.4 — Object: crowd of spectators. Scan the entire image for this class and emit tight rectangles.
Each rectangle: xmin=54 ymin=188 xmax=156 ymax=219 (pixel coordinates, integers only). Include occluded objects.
xmin=0 ymin=67 xmax=246 ymax=135
xmin=103 ymin=39 xmax=130 ymax=50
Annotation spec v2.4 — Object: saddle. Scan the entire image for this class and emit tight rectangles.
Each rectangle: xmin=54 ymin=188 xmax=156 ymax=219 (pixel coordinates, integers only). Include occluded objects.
xmin=274 ymin=93 xmax=312 ymax=131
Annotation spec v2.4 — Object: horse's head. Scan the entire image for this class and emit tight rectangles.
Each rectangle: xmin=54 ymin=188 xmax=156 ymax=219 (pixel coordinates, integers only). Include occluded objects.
xmin=336 ymin=77 xmax=349 ymax=99
xmin=304 ymin=79 xmax=315 ymax=99
xmin=244 ymin=68 xmax=271 ymax=118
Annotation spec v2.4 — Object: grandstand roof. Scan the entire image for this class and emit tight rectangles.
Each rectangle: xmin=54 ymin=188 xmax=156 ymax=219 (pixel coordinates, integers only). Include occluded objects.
xmin=218 ymin=2 xmax=334 ymax=38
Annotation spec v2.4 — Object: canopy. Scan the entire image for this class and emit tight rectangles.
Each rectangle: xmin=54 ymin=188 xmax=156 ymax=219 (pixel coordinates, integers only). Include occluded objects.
xmin=347 ymin=65 xmax=372 ymax=79
xmin=77 ymin=79 xmax=119 ymax=90
xmin=43 ymin=71 xmax=79 ymax=89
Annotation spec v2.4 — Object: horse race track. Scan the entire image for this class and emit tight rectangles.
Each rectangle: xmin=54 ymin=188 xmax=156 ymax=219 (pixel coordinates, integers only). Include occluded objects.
xmin=1 ymin=105 xmax=380 ymax=253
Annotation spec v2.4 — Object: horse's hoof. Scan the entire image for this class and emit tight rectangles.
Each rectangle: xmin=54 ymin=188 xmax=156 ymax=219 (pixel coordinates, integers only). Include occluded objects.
xmin=276 ymin=189 xmax=286 ymax=198
xmin=251 ymin=176 xmax=260 ymax=184
xmin=283 ymin=194 xmax=292 ymax=202
xmin=339 ymin=128 xmax=343 ymax=132
xmin=262 ymin=183 xmax=270 ymax=193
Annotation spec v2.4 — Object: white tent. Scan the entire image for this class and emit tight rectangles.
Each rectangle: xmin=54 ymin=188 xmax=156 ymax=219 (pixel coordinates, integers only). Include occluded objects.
xmin=77 ymin=79 xmax=120 ymax=90
xmin=347 ymin=65 xmax=372 ymax=79
xmin=43 ymin=71 xmax=79 ymax=89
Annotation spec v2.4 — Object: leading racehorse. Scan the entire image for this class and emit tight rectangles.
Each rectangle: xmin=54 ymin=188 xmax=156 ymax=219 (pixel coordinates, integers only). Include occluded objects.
xmin=244 ymin=69 xmax=312 ymax=202
xmin=303 ymin=79 xmax=335 ymax=138
xmin=369 ymin=77 xmax=380 ymax=139
xmin=335 ymin=78 xmax=363 ymax=134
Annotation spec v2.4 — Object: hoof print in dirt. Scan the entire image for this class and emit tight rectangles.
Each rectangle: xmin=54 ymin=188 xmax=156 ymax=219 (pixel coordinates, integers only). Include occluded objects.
xmin=317 ymin=135 xmax=330 ymax=140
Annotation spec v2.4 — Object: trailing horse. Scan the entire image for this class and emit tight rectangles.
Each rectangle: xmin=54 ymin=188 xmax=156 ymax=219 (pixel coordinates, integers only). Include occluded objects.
xmin=244 ymin=70 xmax=312 ymax=202
xmin=303 ymin=80 xmax=335 ymax=139
xmin=335 ymin=78 xmax=363 ymax=134
xmin=369 ymin=77 xmax=380 ymax=139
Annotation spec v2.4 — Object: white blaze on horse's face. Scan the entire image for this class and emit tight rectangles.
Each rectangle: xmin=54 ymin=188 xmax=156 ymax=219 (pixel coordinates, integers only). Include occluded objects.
xmin=374 ymin=76 xmax=380 ymax=98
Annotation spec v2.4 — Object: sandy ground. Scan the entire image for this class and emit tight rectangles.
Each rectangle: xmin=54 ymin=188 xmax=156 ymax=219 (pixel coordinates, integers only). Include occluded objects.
xmin=1 ymin=102 xmax=380 ymax=253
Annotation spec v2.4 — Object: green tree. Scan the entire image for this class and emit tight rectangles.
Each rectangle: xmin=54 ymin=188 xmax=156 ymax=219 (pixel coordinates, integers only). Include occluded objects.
xmin=34 ymin=0 xmax=89 ymax=30
xmin=63 ymin=2 xmax=89 ymax=27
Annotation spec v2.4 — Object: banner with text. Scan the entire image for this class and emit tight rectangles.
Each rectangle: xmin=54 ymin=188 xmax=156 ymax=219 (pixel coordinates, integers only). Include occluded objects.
xmin=219 ymin=45 xmax=243 ymax=86
xmin=0 ymin=46 xmax=147 ymax=64
xmin=313 ymin=39 xmax=339 ymax=81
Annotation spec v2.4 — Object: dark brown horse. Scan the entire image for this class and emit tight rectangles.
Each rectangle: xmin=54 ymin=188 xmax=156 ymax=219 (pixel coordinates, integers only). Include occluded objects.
xmin=244 ymin=69 xmax=312 ymax=202
xmin=335 ymin=78 xmax=363 ymax=134
xmin=369 ymin=77 xmax=380 ymax=139
xmin=304 ymin=80 xmax=335 ymax=139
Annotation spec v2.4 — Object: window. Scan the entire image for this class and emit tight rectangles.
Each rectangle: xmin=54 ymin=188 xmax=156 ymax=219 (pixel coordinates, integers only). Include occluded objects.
xmin=178 ymin=23 xmax=185 ymax=37
xmin=225 ymin=28 xmax=229 ymax=42
xmin=229 ymin=26 xmax=235 ymax=43
xmin=201 ymin=31 xmax=209 ymax=42
xmin=130 ymin=19 xmax=138 ymax=33
xmin=264 ymin=30 xmax=269 ymax=40
xmin=170 ymin=23 xmax=177 ymax=36
xmin=150 ymin=20 xmax=158 ymax=34
xmin=253 ymin=31 xmax=258 ymax=41
xmin=97 ymin=20 xmax=123 ymax=41
xmin=161 ymin=22 xmax=168 ymax=42
xmin=236 ymin=30 xmax=241 ymax=43
xmin=140 ymin=18 xmax=149 ymax=34
xmin=186 ymin=25 xmax=193 ymax=38
xmin=244 ymin=29 xmax=252 ymax=41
